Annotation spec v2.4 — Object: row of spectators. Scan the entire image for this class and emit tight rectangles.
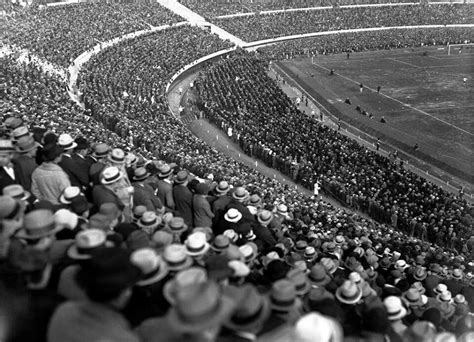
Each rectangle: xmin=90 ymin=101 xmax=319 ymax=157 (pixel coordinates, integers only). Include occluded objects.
xmin=80 ymin=25 xmax=233 ymax=153
xmin=180 ymin=0 xmax=426 ymax=18
xmin=2 ymin=2 xmax=183 ymax=67
xmin=2 ymin=15 xmax=473 ymax=342
xmin=214 ymin=4 xmax=472 ymax=41
xmin=258 ymin=27 xmax=473 ymax=58
xmin=193 ymin=51 xmax=473 ymax=251
xmin=1 ymin=120 xmax=472 ymax=341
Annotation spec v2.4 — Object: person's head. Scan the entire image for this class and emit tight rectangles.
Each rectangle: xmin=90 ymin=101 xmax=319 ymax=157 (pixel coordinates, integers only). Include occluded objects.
xmin=42 ymin=144 xmax=64 ymax=163
xmin=75 ymin=247 xmax=141 ymax=308
xmin=0 ymin=140 xmax=15 ymax=167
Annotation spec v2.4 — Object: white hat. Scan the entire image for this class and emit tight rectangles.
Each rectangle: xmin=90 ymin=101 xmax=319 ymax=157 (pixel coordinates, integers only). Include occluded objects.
xmin=224 ymin=208 xmax=242 ymax=223
xmin=67 ymin=229 xmax=107 ymax=260
xmin=384 ymin=296 xmax=408 ymax=321
xmin=293 ymin=313 xmax=343 ymax=342
xmin=57 ymin=133 xmax=77 ymax=150
xmin=130 ymin=248 xmax=168 ymax=286
xmin=101 ymin=166 xmax=123 ymax=185
xmin=54 ymin=209 xmax=78 ymax=230
xmin=185 ymin=232 xmax=210 ymax=257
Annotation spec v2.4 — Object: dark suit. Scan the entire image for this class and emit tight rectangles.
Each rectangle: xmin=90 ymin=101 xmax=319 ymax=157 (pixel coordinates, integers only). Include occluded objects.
xmin=133 ymin=182 xmax=163 ymax=212
xmin=226 ymin=200 xmax=255 ymax=223
xmin=156 ymin=179 xmax=175 ymax=210
xmin=173 ymin=184 xmax=193 ymax=227
xmin=0 ymin=166 xmax=17 ymax=193
xmin=89 ymin=161 xmax=107 ymax=186
xmin=92 ymin=184 xmax=124 ymax=213
xmin=13 ymin=155 xmax=37 ymax=190
xmin=59 ymin=154 xmax=89 ymax=189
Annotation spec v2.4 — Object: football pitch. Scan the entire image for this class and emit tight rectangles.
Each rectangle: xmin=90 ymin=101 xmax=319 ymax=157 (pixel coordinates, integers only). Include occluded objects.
xmin=278 ymin=47 xmax=474 ymax=186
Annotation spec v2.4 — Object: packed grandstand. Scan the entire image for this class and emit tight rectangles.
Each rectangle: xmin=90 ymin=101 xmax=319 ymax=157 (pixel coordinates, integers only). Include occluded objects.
xmin=1 ymin=0 xmax=473 ymax=341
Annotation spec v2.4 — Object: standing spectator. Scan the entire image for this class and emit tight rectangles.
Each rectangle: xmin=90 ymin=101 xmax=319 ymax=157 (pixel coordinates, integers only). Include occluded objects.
xmin=193 ymin=182 xmax=214 ymax=228
xmin=47 ymin=248 xmax=142 ymax=342
xmin=132 ymin=167 xmax=164 ymax=213
xmin=173 ymin=170 xmax=194 ymax=227
xmin=0 ymin=139 xmax=18 ymax=193
xmin=13 ymin=136 xmax=40 ymax=191
xmin=156 ymin=164 xmax=175 ymax=210
xmin=31 ymin=144 xmax=70 ymax=205
xmin=58 ymin=134 xmax=88 ymax=190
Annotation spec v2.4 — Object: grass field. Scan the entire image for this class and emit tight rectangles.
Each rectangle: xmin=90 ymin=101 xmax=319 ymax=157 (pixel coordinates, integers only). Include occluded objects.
xmin=278 ymin=46 xmax=474 ymax=186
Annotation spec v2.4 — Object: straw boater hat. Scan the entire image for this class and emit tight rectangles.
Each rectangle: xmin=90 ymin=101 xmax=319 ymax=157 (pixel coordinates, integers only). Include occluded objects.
xmin=59 ymin=186 xmax=82 ymax=204
xmin=3 ymin=184 xmax=30 ymax=202
xmin=100 ymin=166 xmax=123 ymax=185
xmin=232 ymin=187 xmax=249 ymax=202
xmin=57 ymin=134 xmax=77 ymax=150
xmin=211 ymin=235 xmax=230 ymax=252
xmin=214 ymin=181 xmax=230 ymax=195
xmin=15 ymin=209 xmax=61 ymax=240
xmin=0 ymin=139 xmax=15 ymax=154
xmin=239 ymin=243 xmax=258 ymax=263
xmin=163 ymin=267 xmax=208 ymax=305
xmin=402 ymin=288 xmax=424 ymax=308
xmin=224 ymin=208 xmax=242 ymax=223
xmin=185 ymin=232 xmax=210 ymax=257
xmin=162 ymin=244 xmax=194 ymax=272
xmin=307 ymin=263 xmax=331 ymax=287
xmin=132 ymin=167 xmax=150 ymax=182
xmin=286 ymin=268 xmax=311 ymax=296
xmin=335 ymin=280 xmax=362 ymax=305
xmin=108 ymin=148 xmax=126 ymax=164
xmin=384 ymin=296 xmax=408 ymax=321
xmin=16 ymin=135 xmax=40 ymax=153
xmin=137 ymin=211 xmax=161 ymax=232
xmin=257 ymin=210 xmax=273 ymax=226
xmin=130 ymin=248 xmax=169 ymax=286
xmin=223 ymin=229 xmax=238 ymax=243
xmin=166 ymin=280 xmax=235 ymax=333
xmin=174 ymin=170 xmax=189 ymax=184
xmin=11 ymin=126 xmax=31 ymax=141
xmin=225 ymin=284 xmax=271 ymax=332
xmin=91 ymin=143 xmax=110 ymax=159
xmin=157 ymin=164 xmax=173 ymax=178
xmin=67 ymin=229 xmax=107 ymax=260
xmin=270 ymin=279 xmax=300 ymax=313
xmin=167 ymin=217 xmax=188 ymax=234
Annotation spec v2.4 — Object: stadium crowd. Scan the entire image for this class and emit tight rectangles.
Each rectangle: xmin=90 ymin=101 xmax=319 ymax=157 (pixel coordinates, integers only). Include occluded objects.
xmin=214 ymin=4 xmax=472 ymax=41
xmin=258 ymin=27 xmax=472 ymax=58
xmin=2 ymin=2 xmax=182 ymax=67
xmin=194 ymin=52 xmax=473 ymax=249
xmin=180 ymin=0 xmax=420 ymax=18
xmin=1 ymin=2 xmax=473 ymax=342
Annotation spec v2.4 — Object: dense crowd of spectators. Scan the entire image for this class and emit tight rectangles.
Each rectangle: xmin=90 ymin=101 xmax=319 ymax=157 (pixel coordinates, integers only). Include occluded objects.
xmin=214 ymin=4 xmax=472 ymax=41
xmin=258 ymin=27 xmax=473 ymax=58
xmin=2 ymin=2 xmax=183 ymax=67
xmin=1 ymin=4 xmax=473 ymax=341
xmin=194 ymin=52 xmax=473 ymax=249
xmin=80 ymin=25 xmax=234 ymax=153
xmin=180 ymin=0 xmax=421 ymax=18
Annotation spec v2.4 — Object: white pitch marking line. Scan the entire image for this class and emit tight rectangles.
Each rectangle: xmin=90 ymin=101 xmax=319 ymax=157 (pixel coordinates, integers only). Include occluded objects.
xmin=311 ymin=63 xmax=474 ymax=137
xmin=388 ymin=58 xmax=421 ymax=68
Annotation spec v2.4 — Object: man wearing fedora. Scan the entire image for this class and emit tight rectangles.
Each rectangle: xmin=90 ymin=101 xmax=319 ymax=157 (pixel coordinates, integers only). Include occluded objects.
xmin=132 ymin=167 xmax=164 ymax=213
xmin=48 ymin=247 xmax=142 ymax=342
xmin=13 ymin=135 xmax=40 ymax=191
xmin=57 ymin=134 xmax=90 ymax=190
xmin=173 ymin=170 xmax=194 ymax=227
xmin=155 ymin=164 xmax=175 ymax=211
xmin=0 ymin=139 xmax=18 ymax=193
